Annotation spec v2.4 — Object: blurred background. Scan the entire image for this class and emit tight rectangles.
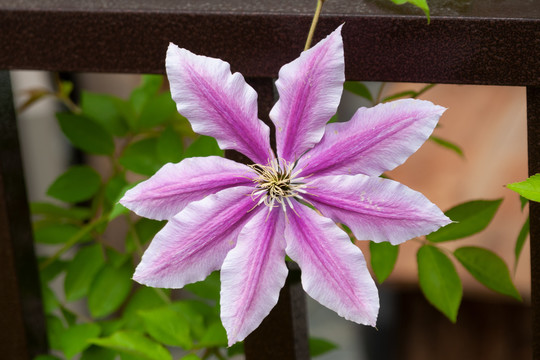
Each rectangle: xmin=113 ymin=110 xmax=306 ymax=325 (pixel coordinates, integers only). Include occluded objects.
xmin=11 ymin=71 xmax=531 ymax=359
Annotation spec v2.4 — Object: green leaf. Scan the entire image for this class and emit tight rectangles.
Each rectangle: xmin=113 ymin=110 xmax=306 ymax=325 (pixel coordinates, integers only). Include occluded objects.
xmin=104 ymin=175 xmax=128 ymax=208
xmin=429 ymin=135 xmax=464 ymax=157
xmin=183 ymin=136 xmax=223 ymax=158
xmin=46 ymin=314 xmax=66 ymax=350
xmin=417 ymin=245 xmax=462 ymax=322
xmin=88 ymin=261 xmax=133 ymax=318
xmin=119 ymin=138 xmax=160 ymax=176
xmin=454 ymin=246 xmax=521 ymax=300
xmin=157 ymin=125 xmax=183 ymax=164
xmin=42 ymin=283 xmax=60 ymax=314
xmin=65 ymin=244 xmax=106 ymax=301
xmin=90 ymin=330 xmax=172 ymax=360
xmin=138 ymin=92 xmax=177 ymax=129
xmin=81 ymin=91 xmax=129 ymax=136
xmin=81 ymin=345 xmax=117 ymax=360
xmin=60 ymin=323 xmax=101 ymax=359
xmin=47 ymin=166 xmax=101 ymax=203
xmin=184 ymin=271 xmax=220 ymax=301
xmin=520 ymin=195 xmax=529 ymax=210
xmin=138 ymin=305 xmax=193 ymax=349
xmin=515 ymin=217 xmax=530 ymax=268
xmin=309 ymin=337 xmax=338 ymax=357
xmin=426 ymin=199 xmax=502 ymax=242
xmin=198 ymin=321 xmax=227 ymax=347
xmin=382 ymin=90 xmax=417 ymax=102
xmin=123 ymin=287 xmax=169 ymax=330
xmin=508 ymin=174 xmax=540 ymax=202
xmin=57 ymin=112 xmax=115 ymax=155
xmin=125 ymin=218 xmax=165 ymax=253
xmin=369 ymin=241 xmax=399 ymax=283
xmin=390 ymin=0 xmax=430 ymax=22
xmin=343 ymin=81 xmax=373 ymax=102
xmin=60 ymin=305 xmax=77 ymax=327
xmin=34 ymin=223 xmax=81 ymax=244
xmin=31 ymin=202 xmax=92 ymax=221
xmin=180 ymin=355 xmax=201 ymax=360
xmin=130 ymin=75 xmax=163 ymax=115
xmin=170 ymin=301 xmax=210 ymax=340
xmin=39 ymin=258 xmax=67 ymax=283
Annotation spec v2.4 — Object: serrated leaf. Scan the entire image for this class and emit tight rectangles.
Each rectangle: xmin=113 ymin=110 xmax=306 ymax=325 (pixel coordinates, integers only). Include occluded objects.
xmin=81 ymin=91 xmax=129 ymax=136
xmin=198 ymin=321 xmax=227 ymax=347
xmin=508 ymin=174 xmax=540 ymax=202
xmin=417 ymin=245 xmax=462 ymax=322
xmin=138 ymin=305 xmax=192 ymax=349
xmin=90 ymin=330 xmax=172 ymax=360
xmin=183 ymin=136 xmax=223 ymax=158
xmin=65 ymin=244 xmax=105 ymax=301
xmin=343 ymin=81 xmax=373 ymax=102
xmin=139 ymin=92 xmax=177 ymax=129
xmin=47 ymin=166 xmax=101 ymax=203
xmin=34 ymin=223 xmax=81 ymax=244
xmin=454 ymin=246 xmax=521 ymax=300
xmin=515 ymin=217 xmax=530 ymax=268
xmin=31 ymin=202 xmax=92 ymax=221
xmin=60 ymin=323 xmax=101 ymax=359
xmin=429 ymin=135 xmax=464 ymax=157
xmin=119 ymin=138 xmax=160 ymax=176
xmin=309 ymin=337 xmax=338 ymax=357
xmin=370 ymin=241 xmax=399 ymax=283
xmin=88 ymin=262 xmax=133 ymax=318
xmin=426 ymin=199 xmax=502 ymax=242
xmin=157 ymin=125 xmax=183 ymax=164
xmin=57 ymin=112 xmax=115 ymax=155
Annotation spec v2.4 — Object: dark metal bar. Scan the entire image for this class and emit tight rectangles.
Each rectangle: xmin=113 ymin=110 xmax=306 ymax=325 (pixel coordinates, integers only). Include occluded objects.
xmin=0 ymin=71 xmax=48 ymax=358
xmin=0 ymin=1 xmax=538 ymax=85
xmin=527 ymin=86 xmax=540 ymax=360
xmin=244 ymin=263 xmax=309 ymax=360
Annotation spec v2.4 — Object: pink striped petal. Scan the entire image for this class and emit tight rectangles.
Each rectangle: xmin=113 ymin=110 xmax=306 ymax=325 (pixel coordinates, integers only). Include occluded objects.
xmin=270 ymin=25 xmax=344 ymax=161
xmin=220 ymin=208 xmax=287 ymax=345
xmin=120 ymin=156 xmax=255 ymax=220
xmin=166 ymin=44 xmax=273 ymax=164
xmin=297 ymin=99 xmax=446 ymax=177
xmin=285 ymin=204 xmax=379 ymax=326
xmin=304 ymin=175 xmax=451 ymax=245
xmin=133 ymin=186 xmax=258 ymax=288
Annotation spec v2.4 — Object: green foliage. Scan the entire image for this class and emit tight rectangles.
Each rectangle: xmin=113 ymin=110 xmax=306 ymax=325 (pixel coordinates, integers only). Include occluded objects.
xmin=119 ymin=138 xmax=162 ymax=176
xmin=60 ymin=323 xmax=101 ymax=359
xmin=515 ymin=217 xmax=530 ymax=268
xmin=90 ymin=330 xmax=172 ymax=360
xmin=390 ymin=0 xmax=430 ymax=23
xmin=417 ymin=245 xmax=462 ymax=322
xmin=427 ymin=199 xmax=502 ymax=242
xmin=47 ymin=166 xmax=101 ymax=203
xmin=429 ymin=135 xmax=464 ymax=157
xmin=343 ymin=81 xmax=373 ymax=102
xmin=64 ymin=244 xmax=105 ymax=301
xmin=309 ymin=337 xmax=338 ymax=357
xmin=81 ymin=91 xmax=129 ymax=136
xmin=57 ymin=112 xmax=115 ymax=155
xmin=454 ymin=247 xmax=521 ymax=300
xmin=508 ymin=174 xmax=540 ymax=202
xmin=369 ymin=241 xmax=399 ymax=283
xmin=88 ymin=261 xmax=133 ymax=318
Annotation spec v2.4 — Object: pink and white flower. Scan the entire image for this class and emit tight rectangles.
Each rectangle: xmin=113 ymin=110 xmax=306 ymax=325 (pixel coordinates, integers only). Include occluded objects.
xmin=120 ymin=25 xmax=451 ymax=345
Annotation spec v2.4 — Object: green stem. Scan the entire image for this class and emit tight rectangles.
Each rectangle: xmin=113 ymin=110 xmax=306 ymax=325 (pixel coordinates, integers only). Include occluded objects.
xmin=304 ymin=0 xmax=326 ymax=51
xmin=374 ymin=82 xmax=386 ymax=105
xmin=413 ymin=83 xmax=436 ymax=98
xmin=40 ymin=216 xmax=109 ymax=270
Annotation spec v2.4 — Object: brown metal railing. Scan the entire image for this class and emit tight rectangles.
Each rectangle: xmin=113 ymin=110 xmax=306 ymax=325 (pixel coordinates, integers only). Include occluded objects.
xmin=0 ymin=1 xmax=539 ymax=359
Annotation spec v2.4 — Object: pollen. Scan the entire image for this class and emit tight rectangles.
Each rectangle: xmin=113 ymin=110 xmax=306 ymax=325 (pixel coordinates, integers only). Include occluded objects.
xmin=249 ymin=158 xmax=308 ymax=213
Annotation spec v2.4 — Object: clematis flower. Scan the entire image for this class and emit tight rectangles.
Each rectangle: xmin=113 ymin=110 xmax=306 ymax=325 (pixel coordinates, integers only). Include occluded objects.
xmin=120 ymin=25 xmax=451 ymax=345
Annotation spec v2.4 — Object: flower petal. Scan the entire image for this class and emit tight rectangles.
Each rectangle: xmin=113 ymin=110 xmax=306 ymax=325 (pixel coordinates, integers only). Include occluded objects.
xmin=304 ymin=174 xmax=452 ymax=245
xmin=270 ymin=25 xmax=344 ymax=161
xmin=285 ymin=203 xmax=379 ymax=326
xmin=166 ymin=44 xmax=273 ymax=164
xmin=220 ymin=208 xmax=287 ymax=345
xmin=133 ymin=186 xmax=258 ymax=288
xmin=297 ymin=99 xmax=446 ymax=177
xmin=120 ymin=156 xmax=255 ymax=220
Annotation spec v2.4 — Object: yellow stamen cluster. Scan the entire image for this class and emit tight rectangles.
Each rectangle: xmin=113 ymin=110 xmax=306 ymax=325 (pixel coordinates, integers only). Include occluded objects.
xmin=250 ymin=159 xmax=307 ymax=212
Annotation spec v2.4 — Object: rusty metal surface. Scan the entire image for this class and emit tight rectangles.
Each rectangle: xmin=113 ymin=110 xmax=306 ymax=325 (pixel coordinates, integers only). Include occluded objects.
xmin=0 ymin=71 xmax=48 ymax=359
xmin=0 ymin=0 xmax=538 ymax=85
xmin=528 ymin=86 xmax=540 ymax=360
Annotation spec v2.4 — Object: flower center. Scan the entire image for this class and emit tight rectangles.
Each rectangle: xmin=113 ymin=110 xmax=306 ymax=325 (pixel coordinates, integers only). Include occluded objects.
xmin=249 ymin=158 xmax=307 ymax=212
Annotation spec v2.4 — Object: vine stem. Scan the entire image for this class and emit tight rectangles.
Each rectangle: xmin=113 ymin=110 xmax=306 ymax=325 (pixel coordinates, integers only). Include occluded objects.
xmin=304 ymin=0 xmax=326 ymax=51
